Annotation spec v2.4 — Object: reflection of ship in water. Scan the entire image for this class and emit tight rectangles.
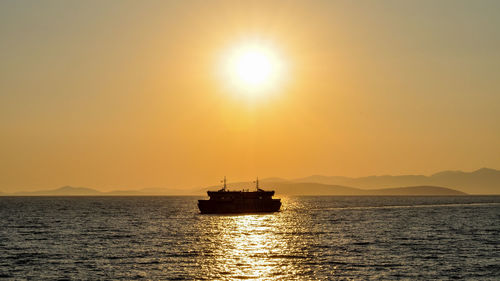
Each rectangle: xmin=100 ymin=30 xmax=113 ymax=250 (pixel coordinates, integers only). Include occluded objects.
xmin=198 ymin=177 xmax=281 ymax=214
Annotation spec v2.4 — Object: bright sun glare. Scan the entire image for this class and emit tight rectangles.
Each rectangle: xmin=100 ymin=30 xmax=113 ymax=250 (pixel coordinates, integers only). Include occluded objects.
xmin=220 ymin=42 xmax=285 ymax=98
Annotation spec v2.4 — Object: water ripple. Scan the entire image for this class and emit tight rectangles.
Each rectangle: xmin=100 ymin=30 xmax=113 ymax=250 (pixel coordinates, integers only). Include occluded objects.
xmin=0 ymin=196 xmax=499 ymax=280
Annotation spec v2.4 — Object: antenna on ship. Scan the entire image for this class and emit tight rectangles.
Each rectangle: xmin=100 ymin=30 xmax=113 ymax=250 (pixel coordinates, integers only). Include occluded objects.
xmin=222 ymin=176 xmax=227 ymax=191
xmin=255 ymin=177 xmax=259 ymax=191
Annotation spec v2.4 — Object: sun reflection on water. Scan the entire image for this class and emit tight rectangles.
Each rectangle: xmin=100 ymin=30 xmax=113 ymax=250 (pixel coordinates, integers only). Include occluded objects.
xmin=219 ymin=215 xmax=279 ymax=279
xmin=195 ymin=197 xmax=313 ymax=280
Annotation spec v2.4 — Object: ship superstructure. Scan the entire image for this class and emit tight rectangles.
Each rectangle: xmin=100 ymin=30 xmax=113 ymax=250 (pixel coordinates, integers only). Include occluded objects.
xmin=198 ymin=177 xmax=281 ymax=214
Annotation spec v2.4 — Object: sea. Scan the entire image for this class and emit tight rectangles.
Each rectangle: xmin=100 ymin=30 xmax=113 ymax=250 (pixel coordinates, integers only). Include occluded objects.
xmin=0 ymin=196 xmax=499 ymax=280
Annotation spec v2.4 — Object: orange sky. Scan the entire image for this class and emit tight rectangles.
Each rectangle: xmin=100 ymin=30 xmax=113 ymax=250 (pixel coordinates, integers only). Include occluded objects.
xmin=1 ymin=1 xmax=499 ymax=192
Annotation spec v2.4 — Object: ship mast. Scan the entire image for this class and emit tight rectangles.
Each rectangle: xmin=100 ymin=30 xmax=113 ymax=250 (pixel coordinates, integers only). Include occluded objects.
xmin=223 ymin=176 xmax=227 ymax=191
xmin=255 ymin=177 xmax=259 ymax=191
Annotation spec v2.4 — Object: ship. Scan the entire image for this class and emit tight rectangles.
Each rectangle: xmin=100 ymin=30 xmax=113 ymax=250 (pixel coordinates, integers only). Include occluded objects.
xmin=198 ymin=177 xmax=281 ymax=214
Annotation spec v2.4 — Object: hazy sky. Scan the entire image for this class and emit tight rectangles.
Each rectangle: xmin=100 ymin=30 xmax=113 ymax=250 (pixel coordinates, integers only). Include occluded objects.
xmin=1 ymin=0 xmax=499 ymax=192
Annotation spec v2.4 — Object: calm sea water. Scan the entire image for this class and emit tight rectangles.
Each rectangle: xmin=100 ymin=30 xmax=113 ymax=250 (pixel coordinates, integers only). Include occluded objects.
xmin=0 ymin=196 xmax=499 ymax=280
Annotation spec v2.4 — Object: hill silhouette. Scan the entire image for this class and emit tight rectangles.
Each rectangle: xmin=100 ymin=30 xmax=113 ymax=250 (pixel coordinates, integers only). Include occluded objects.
xmin=4 ymin=183 xmax=465 ymax=196
xmin=13 ymin=186 xmax=104 ymax=196
xmin=292 ymin=168 xmax=500 ymax=194
xmin=364 ymin=186 xmax=465 ymax=196
xmin=7 ymin=186 xmax=195 ymax=196
xmin=2 ymin=168 xmax=498 ymax=195
xmin=202 ymin=182 xmax=465 ymax=196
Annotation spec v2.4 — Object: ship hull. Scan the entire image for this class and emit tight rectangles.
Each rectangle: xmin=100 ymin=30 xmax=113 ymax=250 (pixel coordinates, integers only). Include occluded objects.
xmin=198 ymin=199 xmax=281 ymax=214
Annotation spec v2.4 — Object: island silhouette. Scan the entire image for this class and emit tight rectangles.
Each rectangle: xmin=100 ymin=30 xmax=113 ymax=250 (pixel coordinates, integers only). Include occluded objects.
xmin=3 ymin=168 xmax=499 ymax=196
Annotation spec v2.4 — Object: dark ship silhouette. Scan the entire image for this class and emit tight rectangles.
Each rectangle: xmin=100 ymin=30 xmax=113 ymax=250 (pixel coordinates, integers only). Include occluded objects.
xmin=198 ymin=177 xmax=281 ymax=214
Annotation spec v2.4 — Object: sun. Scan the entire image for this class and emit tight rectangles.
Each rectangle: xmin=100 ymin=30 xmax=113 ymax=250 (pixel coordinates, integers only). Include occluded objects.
xmin=219 ymin=41 xmax=285 ymax=98
xmin=234 ymin=50 xmax=272 ymax=86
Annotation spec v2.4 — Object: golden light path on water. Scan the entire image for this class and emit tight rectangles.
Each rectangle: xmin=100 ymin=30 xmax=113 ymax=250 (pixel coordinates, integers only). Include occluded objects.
xmin=217 ymin=215 xmax=281 ymax=279
xmin=193 ymin=197 xmax=338 ymax=280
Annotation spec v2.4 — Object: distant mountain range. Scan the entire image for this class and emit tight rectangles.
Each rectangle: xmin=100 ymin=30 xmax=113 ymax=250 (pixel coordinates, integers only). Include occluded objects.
xmin=1 ymin=184 xmax=465 ymax=196
xmin=5 ymin=186 xmax=193 ymax=196
xmin=246 ymin=183 xmax=465 ymax=196
xmin=1 ymin=168 xmax=498 ymax=196
xmin=289 ymin=168 xmax=500 ymax=194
